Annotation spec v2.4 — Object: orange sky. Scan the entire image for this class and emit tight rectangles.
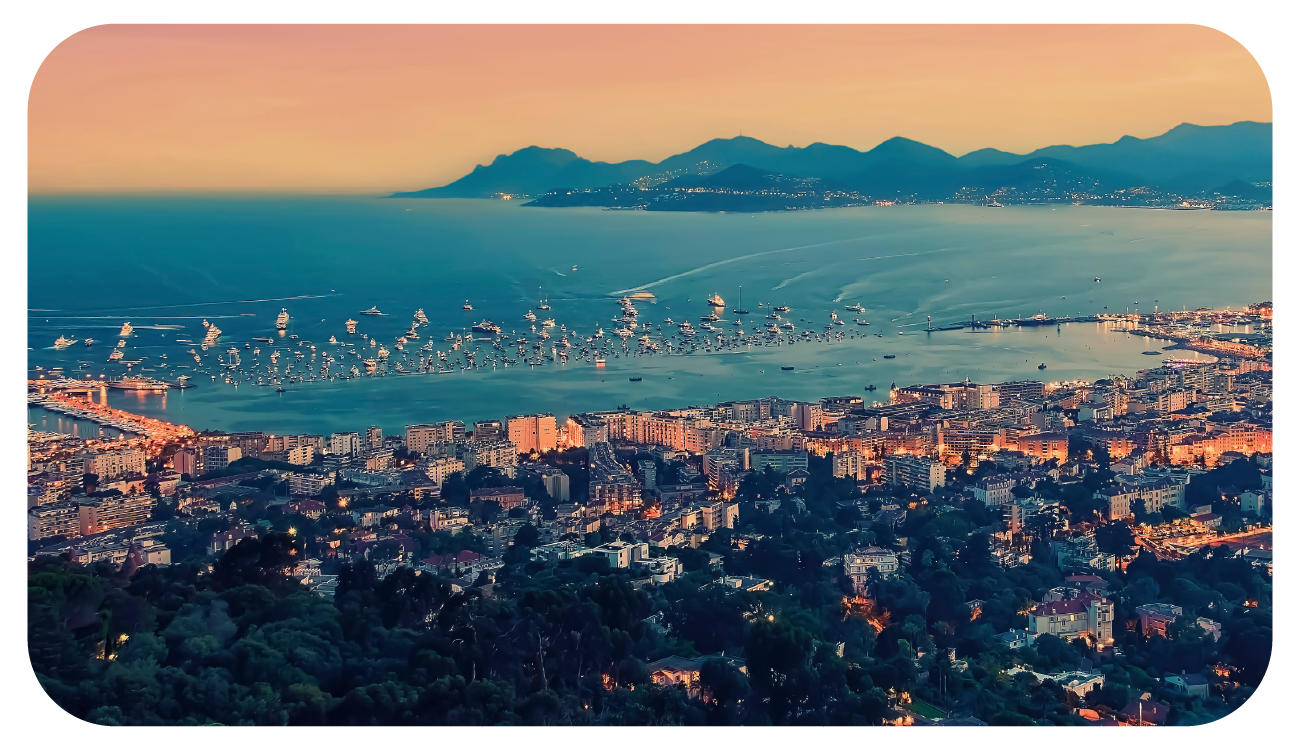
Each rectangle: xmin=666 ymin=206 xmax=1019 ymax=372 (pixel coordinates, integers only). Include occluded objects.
xmin=28 ymin=25 xmax=1271 ymax=194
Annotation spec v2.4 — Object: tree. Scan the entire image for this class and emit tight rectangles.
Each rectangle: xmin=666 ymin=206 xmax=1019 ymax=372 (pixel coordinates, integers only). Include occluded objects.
xmin=513 ymin=523 xmax=540 ymax=549
xmin=744 ymin=617 xmax=817 ymax=724
xmin=1095 ymin=522 xmax=1136 ymax=557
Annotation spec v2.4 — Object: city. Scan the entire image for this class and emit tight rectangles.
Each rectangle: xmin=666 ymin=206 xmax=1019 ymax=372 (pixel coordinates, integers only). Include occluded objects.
xmin=28 ymin=306 xmax=1272 ymax=725
xmin=24 ymin=22 xmax=1273 ymax=730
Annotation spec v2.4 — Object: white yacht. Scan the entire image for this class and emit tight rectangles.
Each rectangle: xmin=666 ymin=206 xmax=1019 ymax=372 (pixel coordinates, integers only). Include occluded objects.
xmin=54 ymin=336 xmax=76 ymax=349
xmin=108 ymin=349 xmax=124 ymax=361
xmin=845 ymin=303 xmax=865 ymax=313
xmin=414 ymin=308 xmax=429 ymax=325
xmin=275 ymin=308 xmax=290 ymax=330
xmin=359 ymin=306 xmax=383 ymax=316
xmin=345 ymin=318 xmax=358 ymax=334
xmin=707 ymin=293 xmax=725 ymax=307
xmin=119 ymin=322 xmax=134 ymax=337
xmin=462 ymin=300 xmax=474 ymax=310
xmin=524 ymin=310 xmax=537 ymax=322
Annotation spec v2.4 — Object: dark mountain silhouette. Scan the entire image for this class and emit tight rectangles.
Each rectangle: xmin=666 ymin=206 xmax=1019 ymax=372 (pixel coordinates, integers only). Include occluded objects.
xmin=393 ymin=121 xmax=1270 ymax=200
xmin=956 ymin=121 xmax=1271 ymax=190
xmin=658 ymin=163 xmax=834 ymax=190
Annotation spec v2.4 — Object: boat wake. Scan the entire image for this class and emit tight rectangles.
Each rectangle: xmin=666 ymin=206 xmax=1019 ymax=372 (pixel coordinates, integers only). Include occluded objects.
xmin=76 ymin=293 xmax=340 ymax=313
xmin=608 ymin=235 xmax=882 ymax=296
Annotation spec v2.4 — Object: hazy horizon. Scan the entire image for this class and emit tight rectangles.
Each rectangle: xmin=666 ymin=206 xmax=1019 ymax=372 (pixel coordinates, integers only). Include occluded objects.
xmin=30 ymin=25 xmax=1271 ymax=194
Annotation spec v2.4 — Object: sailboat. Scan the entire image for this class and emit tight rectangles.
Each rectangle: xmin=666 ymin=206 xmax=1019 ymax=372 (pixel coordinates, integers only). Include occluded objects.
xmin=732 ymin=285 xmax=749 ymax=315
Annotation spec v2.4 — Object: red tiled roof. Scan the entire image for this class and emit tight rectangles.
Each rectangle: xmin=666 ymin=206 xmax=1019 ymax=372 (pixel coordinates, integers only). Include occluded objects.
xmin=1066 ymin=574 xmax=1106 ymax=584
xmin=1030 ymin=592 xmax=1106 ymax=617
xmin=1120 ymin=699 xmax=1169 ymax=724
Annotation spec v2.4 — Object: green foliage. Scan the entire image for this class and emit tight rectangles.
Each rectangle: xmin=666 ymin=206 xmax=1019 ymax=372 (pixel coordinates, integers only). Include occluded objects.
xmin=28 ymin=454 xmax=1269 ymax=726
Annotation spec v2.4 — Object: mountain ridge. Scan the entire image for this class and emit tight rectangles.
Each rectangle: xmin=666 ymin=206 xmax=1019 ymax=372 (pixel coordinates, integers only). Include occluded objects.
xmin=392 ymin=121 xmax=1271 ymax=199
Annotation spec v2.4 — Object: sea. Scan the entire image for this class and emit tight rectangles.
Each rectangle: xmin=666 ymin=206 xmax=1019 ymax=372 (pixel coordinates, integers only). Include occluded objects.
xmin=28 ymin=197 xmax=1271 ymax=436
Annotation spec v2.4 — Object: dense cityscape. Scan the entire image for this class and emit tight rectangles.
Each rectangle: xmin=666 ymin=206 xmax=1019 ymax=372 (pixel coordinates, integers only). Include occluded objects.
xmin=25 ymin=22 xmax=1275 ymax=731
xmin=27 ymin=301 xmax=1272 ymax=725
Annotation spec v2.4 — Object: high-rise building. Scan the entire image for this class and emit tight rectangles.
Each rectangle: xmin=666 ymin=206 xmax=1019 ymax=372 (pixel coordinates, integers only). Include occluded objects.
xmin=506 ymin=413 xmax=558 ymax=454
xmin=366 ymin=425 xmax=383 ymax=449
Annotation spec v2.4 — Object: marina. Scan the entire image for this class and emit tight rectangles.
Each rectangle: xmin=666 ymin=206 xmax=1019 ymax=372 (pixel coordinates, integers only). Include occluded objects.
xmin=28 ymin=200 xmax=1269 ymax=433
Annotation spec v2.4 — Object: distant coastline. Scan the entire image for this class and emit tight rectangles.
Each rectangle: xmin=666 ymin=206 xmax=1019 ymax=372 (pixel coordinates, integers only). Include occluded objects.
xmin=391 ymin=122 xmax=1273 ymax=211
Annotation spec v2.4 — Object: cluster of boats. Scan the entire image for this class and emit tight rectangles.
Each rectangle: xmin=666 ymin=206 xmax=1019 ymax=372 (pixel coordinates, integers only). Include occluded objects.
xmin=41 ymin=292 xmax=920 ymax=394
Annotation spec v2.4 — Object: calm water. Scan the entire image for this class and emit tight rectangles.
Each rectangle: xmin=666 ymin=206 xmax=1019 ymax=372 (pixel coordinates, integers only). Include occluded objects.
xmin=28 ymin=198 xmax=1270 ymax=435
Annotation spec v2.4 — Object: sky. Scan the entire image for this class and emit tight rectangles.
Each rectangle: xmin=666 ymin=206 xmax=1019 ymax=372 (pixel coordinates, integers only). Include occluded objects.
xmin=28 ymin=25 xmax=1272 ymax=194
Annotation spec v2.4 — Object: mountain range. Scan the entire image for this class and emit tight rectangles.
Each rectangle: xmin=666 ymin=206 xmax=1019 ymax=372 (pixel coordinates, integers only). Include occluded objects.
xmin=392 ymin=121 xmax=1271 ymax=201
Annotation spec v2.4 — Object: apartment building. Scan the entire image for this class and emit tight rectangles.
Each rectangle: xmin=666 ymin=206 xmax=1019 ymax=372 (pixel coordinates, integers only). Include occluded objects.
xmin=884 ymin=454 xmax=945 ymax=492
xmin=468 ymin=439 xmax=519 ymax=477
xmin=405 ymin=422 xmax=465 ymax=454
xmin=28 ymin=501 xmax=82 ymax=541
xmin=506 ymin=413 xmax=558 ymax=453
xmin=77 ymin=493 xmax=156 ymax=536
xmin=833 ymin=450 xmax=866 ymax=481
xmin=79 ymin=448 xmax=146 ymax=480
xmin=203 ymin=443 xmax=243 ymax=472
xmin=1017 ymin=432 xmax=1069 ymax=462
xmin=420 ymin=455 xmax=465 ymax=488
xmin=588 ymin=441 xmax=642 ymax=514
xmin=328 ymin=432 xmax=362 ymax=457
xmin=750 ymin=448 xmax=809 ymax=474
xmin=289 ymin=472 xmax=335 ymax=497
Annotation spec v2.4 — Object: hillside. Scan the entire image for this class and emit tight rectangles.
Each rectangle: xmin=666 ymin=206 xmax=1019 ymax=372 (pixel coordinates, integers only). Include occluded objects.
xmin=392 ymin=122 xmax=1271 ymax=201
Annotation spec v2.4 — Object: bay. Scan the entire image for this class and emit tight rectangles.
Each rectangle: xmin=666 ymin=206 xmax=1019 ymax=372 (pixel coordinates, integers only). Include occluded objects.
xmin=27 ymin=197 xmax=1270 ymax=435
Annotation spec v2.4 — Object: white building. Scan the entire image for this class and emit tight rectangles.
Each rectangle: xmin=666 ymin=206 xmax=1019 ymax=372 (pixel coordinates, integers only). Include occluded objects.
xmin=843 ymin=546 xmax=900 ymax=591
xmin=973 ymin=476 xmax=1015 ymax=507
xmin=328 ymin=432 xmax=361 ymax=457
